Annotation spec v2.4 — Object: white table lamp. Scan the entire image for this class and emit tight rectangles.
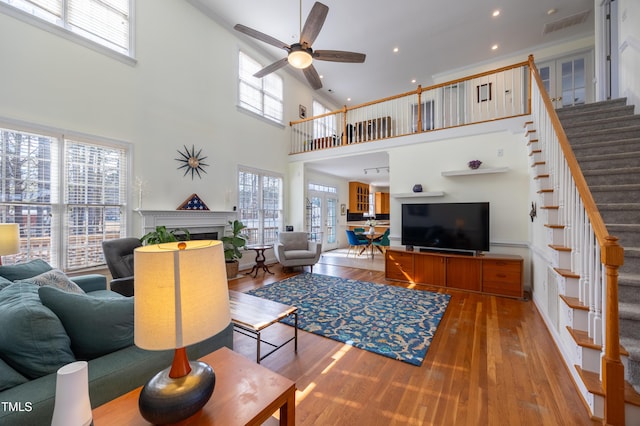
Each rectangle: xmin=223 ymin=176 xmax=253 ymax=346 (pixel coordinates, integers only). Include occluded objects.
xmin=0 ymin=223 xmax=20 ymax=265
xmin=134 ymin=240 xmax=230 ymax=424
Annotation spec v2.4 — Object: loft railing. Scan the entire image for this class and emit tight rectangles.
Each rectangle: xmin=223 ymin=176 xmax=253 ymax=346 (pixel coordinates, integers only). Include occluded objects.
xmin=290 ymin=59 xmax=531 ymax=154
xmin=528 ymin=55 xmax=625 ymax=425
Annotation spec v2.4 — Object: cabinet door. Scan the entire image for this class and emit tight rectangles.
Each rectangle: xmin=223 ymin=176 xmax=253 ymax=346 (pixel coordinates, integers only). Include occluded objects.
xmin=446 ymin=257 xmax=481 ymax=291
xmin=414 ymin=254 xmax=446 ymax=286
xmin=385 ymin=250 xmax=414 ymax=281
xmin=482 ymin=259 xmax=523 ymax=298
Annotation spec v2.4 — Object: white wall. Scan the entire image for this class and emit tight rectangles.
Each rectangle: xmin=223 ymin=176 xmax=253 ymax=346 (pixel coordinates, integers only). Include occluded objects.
xmin=0 ymin=0 xmax=323 ymax=235
xmin=617 ymin=0 xmax=640 ymax=111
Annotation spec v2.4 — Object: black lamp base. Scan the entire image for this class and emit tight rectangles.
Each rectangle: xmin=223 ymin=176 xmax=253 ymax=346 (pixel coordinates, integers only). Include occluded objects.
xmin=139 ymin=361 xmax=215 ymax=425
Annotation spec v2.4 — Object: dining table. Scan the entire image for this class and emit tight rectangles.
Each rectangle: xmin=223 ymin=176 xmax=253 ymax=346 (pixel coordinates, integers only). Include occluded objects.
xmin=355 ymin=231 xmax=384 ymax=258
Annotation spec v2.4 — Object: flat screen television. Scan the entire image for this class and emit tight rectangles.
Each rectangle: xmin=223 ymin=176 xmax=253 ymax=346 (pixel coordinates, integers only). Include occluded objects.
xmin=401 ymin=202 xmax=490 ymax=253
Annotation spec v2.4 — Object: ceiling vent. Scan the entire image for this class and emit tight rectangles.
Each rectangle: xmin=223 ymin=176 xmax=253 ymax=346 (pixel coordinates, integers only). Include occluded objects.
xmin=543 ymin=10 xmax=591 ymax=35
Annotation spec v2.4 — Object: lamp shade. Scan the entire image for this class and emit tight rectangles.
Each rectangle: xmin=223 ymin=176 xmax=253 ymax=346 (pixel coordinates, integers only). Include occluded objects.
xmin=134 ymin=240 xmax=230 ymax=350
xmin=0 ymin=223 xmax=20 ymax=256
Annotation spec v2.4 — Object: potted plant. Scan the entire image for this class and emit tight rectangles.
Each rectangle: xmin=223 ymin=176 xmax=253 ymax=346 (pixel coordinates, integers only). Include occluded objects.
xmin=140 ymin=225 xmax=190 ymax=245
xmin=221 ymin=220 xmax=247 ymax=279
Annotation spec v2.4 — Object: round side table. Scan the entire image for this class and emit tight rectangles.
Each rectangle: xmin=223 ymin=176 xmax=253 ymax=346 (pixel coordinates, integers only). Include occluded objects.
xmin=245 ymin=245 xmax=274 ymax=278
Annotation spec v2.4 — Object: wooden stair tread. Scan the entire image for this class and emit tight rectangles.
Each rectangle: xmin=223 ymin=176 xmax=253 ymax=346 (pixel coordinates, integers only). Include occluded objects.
xmin=541 ymin=205 xmax=559 ymax=209
xmin=560 ymin=295 xmax=589 ymax=311
xmin=545 ymin=224 xmax=564 ymax=229
xmin=554 ymin=267 xmax=579 ymax=278
xmin=576 ymin=366 xmax=640 ymax=407
xmin=531 ymin=161 xmax=546 ymax=166
xmin=567 ymin=326 xmax=601 ymax=350
xmin=534 ymin=174 xmax=550 ymax=179
xmin=549 ymin=244 xmax=571 ymax=252
xmin=523 ymin=121 xmax=533 ymax=127
xmin=537 ymin=188 xmax=553 ymax=193
xmin=529 ymin=149 xmax=542 ymax=156
xmin=527 ymin=139 xmax=539 ymax=145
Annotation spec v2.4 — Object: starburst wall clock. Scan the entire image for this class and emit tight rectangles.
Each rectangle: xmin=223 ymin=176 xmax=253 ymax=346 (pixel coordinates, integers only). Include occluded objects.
xmin=175 ymin=145 xmax=209 ymax=179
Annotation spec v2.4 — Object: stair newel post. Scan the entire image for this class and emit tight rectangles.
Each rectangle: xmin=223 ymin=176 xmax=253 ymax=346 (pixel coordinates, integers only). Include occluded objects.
xmin=601 ymin=235 xmax=625 ymax=426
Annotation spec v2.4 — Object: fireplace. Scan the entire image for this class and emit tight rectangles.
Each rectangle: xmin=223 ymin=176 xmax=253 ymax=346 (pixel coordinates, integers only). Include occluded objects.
xmin=136 ymin=210 xmax=237 ymax=241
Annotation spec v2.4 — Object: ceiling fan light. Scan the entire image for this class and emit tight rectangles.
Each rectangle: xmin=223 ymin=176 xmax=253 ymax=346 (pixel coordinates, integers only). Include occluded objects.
xmin=289 ymin=50 xmax=313 ymax=69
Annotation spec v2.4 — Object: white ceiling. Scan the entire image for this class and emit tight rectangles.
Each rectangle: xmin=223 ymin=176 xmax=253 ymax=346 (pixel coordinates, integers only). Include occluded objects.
xmin=189 ymin=0 xmax=595 ymax=185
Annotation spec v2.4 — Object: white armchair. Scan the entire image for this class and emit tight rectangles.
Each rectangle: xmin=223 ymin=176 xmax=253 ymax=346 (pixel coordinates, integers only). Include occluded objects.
xmin=274 ymin=232 xmax=322 ymax=273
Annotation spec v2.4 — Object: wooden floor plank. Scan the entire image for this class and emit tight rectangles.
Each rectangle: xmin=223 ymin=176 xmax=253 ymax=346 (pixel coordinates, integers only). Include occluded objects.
xmin=228 ymin=263 xmax=599 ymax=425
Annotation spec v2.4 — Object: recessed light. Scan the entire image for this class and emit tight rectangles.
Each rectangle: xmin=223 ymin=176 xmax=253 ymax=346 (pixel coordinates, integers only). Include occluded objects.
xmin=411 ymin=79 xmax=417 ymax=84
xmin=547 ymin=8 xmax=557 ymax=15
xmin=492 ymin=44 xmax=499 ymax=50
xmin=319 ymin=75 xmax=324 ymax=79
xmin=492 ymin=10 xmax=500 ymax=17
xmin=393 ymin=47 xmax=399 ymax=53
xmin=347 ymin=97 xmax=351 ymax=102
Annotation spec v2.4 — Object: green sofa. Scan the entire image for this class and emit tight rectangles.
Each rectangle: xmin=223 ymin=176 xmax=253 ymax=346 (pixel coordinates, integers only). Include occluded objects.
xmin=0 ymin=259 xmax=233 ymax=426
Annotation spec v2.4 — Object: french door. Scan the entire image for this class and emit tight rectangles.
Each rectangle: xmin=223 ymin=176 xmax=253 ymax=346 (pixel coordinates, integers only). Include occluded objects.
xmin=308 ymin=190 xmax=338 ymax=251
xmin=537 ymin=52 xmax=593 ymax=109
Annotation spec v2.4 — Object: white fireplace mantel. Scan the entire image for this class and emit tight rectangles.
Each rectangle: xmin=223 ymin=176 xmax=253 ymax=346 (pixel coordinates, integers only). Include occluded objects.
xmin=136 ymin=209 xmax=238 ymax=237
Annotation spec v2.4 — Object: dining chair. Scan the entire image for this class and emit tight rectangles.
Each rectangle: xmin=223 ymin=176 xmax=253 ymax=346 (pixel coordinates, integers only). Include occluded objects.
xmin=373 ymin=228 xmax=390 ymax=254
xmin=346 ymin=230 xmax=370 ymax=257
xmin=352 ymin=227 xmax=369 ymax=243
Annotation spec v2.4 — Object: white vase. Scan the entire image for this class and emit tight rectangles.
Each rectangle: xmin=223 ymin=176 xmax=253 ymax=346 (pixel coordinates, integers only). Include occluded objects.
xmin=52 ymin=361 xmax=92 ymax=426
xmin=369 ymin=226 xmax=375 ymax=234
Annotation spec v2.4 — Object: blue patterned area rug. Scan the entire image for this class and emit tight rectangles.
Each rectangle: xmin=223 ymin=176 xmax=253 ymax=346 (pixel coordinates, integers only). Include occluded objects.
xmin=246 ymin=273 xmax=451 ymax=366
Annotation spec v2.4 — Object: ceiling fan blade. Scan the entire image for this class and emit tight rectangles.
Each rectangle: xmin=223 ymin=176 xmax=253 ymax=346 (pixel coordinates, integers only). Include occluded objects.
xmin=233 ymin=24 xmax=290 ymax=50
xmin=300 ymin=2 xmax=329 ymax=46
xmin=314 ymin=50 xmax=366 ymax=63
xmin=303 ymin=65 xmax=323 ymax=90
xmin=254 ymin=58 xmax=289 ymax=78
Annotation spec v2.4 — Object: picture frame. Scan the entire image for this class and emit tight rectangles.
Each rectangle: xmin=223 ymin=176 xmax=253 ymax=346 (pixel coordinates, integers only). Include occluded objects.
xmin=477 ymin=83 xmax=492 ymax=102
xmin=299 ymin=104 xmax=307 ymax=119
xmin=340 ymin=204 xmax=346 ymax=215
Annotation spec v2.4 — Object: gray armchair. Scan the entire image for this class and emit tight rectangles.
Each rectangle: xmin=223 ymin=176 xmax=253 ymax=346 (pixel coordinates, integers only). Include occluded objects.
xmin=274 ymin=232 xmax=322 ymax=273
xmin=101 ymin=237 xmax=142 ymax=296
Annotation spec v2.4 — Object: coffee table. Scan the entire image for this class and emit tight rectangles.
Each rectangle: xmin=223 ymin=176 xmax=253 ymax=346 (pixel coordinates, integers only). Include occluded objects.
xmin=91 ymin=347 xmax=296 ymax=425
xmin=229 ymin=290 xmax=297 ymax=363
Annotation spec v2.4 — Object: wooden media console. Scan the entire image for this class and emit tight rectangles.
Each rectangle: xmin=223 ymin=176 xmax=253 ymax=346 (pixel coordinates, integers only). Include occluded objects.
xmin=385 ymin=248 xmax=523 ymax=299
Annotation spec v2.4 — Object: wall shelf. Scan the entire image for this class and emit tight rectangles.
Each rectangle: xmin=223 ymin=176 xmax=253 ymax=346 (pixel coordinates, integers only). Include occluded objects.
xmin=392 ymin=191 xmax=445 ymax=199
xmin=441 ymin=167 xmax=510 ymax=177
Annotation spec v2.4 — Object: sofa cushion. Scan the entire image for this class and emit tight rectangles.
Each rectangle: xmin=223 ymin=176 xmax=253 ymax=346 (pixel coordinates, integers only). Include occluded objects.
xmin=0 ymin=282 xmax=76 ymax=379
xmin=17 ymin=269 xmax=85 ymax=294
xmin=0 ymin=275 xmax=12 ymax=290
xmin=0 ymin=358 xmax=28 ymax=392
xmin=39 ymin=286 xmax=134 ymax=360
xmin=280 ymin=232 xmax=309 ymax=250
xmin=0 ymin=259 xmax=52 ymax=281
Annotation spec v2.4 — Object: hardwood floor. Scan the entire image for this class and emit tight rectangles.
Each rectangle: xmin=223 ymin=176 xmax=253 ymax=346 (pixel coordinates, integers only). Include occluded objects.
xmin=228 ymin=263 xmax=599 ymax=425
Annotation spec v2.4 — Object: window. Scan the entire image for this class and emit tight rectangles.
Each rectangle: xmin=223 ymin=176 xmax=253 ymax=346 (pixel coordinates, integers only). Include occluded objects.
xmin=312 ymin=100 xmax=336 ymax=139
xmin=238 ymin=51 xmax=284 ymax=124
xmin=0 ymin=125 xmax=129 ymax=271
xmin=238 ymin=167 xmax=283 ymax=246
xmin=0 ymin=0 xmax=133 ymax=57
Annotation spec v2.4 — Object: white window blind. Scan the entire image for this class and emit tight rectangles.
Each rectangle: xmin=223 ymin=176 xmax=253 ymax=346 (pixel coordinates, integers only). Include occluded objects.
xmin=64 ymin=139 xmax=127 ymax=269
xmin=0 ymin=126 xmax=129 ymax=270
xmin=238 ymin=167 xmax=283 ymax=245
xmin=1 ymin=0 xmax=132 ymax=56
xmin=238 ymin=51 xmax=284 ymax=123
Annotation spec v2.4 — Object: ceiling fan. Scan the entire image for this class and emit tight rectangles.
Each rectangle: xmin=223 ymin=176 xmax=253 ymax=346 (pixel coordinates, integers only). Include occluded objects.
xmin=234 ymin=1 xmax=366 ymax=90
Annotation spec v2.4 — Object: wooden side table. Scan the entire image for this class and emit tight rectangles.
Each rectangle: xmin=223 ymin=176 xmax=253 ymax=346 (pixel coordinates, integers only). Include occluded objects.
xmin=92 ymin=347 xmax=296 ymax=425
xmin=245 ymin=245 xmax=274 ymax=278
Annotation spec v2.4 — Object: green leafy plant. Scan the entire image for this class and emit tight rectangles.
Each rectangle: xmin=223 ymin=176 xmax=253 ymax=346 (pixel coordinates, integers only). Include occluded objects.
xmin=221 ymin=220 xmax=247 ymax=262
xmin=140 ymin=225 xmax=190 ymax=245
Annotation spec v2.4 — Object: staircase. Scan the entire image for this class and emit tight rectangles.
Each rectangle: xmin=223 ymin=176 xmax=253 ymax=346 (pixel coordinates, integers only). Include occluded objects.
xmin=556 ymin=99 xmax=640 ymax=395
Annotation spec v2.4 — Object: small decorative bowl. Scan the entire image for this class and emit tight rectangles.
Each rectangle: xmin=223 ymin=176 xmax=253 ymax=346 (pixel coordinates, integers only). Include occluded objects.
xmin=468 ymin=160 xmax=482 ymax=170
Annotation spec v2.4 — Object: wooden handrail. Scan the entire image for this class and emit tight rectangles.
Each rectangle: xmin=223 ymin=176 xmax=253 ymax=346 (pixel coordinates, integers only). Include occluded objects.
xmin=527 ymin=54 xmax=625 ymax=426
xmin=289 ymin=59 xmax=530 ymax=127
